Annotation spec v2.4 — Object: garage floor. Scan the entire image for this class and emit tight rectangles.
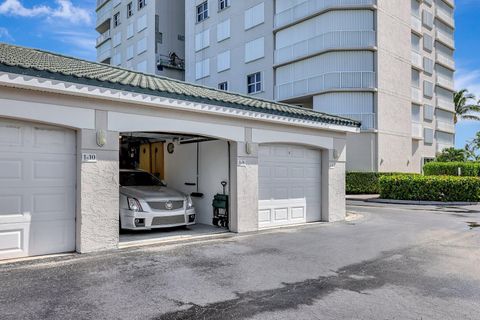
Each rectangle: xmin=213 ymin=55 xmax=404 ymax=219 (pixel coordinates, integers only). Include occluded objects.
xmin=119 ymin=223 xmax=229 ymax=246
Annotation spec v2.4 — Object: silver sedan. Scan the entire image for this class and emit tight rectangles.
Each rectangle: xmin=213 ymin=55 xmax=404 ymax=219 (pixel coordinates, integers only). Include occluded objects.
xmin=119 ymin=170 xmax=196 ymax=230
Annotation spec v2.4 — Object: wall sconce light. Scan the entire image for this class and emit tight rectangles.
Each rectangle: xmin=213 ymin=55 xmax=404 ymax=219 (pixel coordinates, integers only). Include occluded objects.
xmin=96 ymin=130 xmax=107 ymax=147
xmin=245 ymin=142 xmax=252 ymax=155
xmin=333 ymin=149 xmax=339 ymax=161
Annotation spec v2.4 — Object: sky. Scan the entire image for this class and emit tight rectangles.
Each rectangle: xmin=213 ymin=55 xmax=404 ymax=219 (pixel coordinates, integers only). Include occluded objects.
xmin=0 ymin=0 xmax=478 ymax=148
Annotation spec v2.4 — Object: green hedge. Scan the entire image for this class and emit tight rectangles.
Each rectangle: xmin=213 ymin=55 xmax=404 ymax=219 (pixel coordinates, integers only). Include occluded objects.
xmin=346 ymin=172 xmax=418 ymax=194
xmin=379 ymin=175 xmax=480 ymax=202
xmin=423 ymin=162 xmax=480 ymax=177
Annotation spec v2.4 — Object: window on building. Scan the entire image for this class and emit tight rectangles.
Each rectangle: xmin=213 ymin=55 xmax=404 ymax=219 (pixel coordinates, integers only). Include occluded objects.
xmin=423 ymin=34 xmax=433 ymax=52
xmin=411 ymin=69 xmax=420 ymax=88
xmin=218 ymin=82 xmax=228 ymax=91
xmin=247 ymin=72 xmax=262 ymax=94
xmin=138 ymin=0 xmax=146 ymax=10
xmin=127 ymin=2 xmax=133 ymax=18
xmin=113 ymin=12 xmax=120 ymax=27
xmin=127 ymin=23 xmax=134 ymax=38
xmin=197 ymin=2 xmax=208 ymax=23
xmin=245 ymin=2 xmax=264 ymax=30
xmin=219 ymin=0 xmax=230 ymax=11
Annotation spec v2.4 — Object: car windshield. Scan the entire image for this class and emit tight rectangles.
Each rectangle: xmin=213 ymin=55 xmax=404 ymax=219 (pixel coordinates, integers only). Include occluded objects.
xmin=120 ymin=171 xmax=164 ymax=187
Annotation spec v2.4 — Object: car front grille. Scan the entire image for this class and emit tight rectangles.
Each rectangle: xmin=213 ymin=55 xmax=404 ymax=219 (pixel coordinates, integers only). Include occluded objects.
xmin=148 ymin=200 xmax=184 ymax=211
xmin=151 ymin=215 xmax=186 ymax=226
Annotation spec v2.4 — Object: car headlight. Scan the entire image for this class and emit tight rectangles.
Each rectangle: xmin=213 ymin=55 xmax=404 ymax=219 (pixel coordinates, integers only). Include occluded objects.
xmin=127 ymin=198 xmax=143 ymax=212
xmin=186 ymin=195 xmax=194 ymax=209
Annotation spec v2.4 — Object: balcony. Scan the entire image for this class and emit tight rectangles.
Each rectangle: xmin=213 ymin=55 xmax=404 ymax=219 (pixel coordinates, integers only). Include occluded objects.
xmin=96 ymin=1 xmax=112 ymax=33
xmin=411 ymin=15 xmax=422 ymax=34
xmin=274 ymin=0 xmax=376 ymax=29
xmin=436 ymin=74 xmax=455 ymax=91
xmin=335 ymin=113 xmax=375 ymax=130
xmin=275 ymin=30 xmax=376 ymax=65
xmin=97 ymin=40 xmax=112 ymax=63
xmin=96 ymin=30 xmax=111 ymax=48
xmin=411 ymin=51 xmax=422 ymax=70
xmin=276 ymin=71 xmax=376 ymax=101
xmin=435 ymin=7 xmax=455 ymax=28
xmin=436 ymin=52 xmax=455 ymax=70
xmin=436 ymin=142 xmax=453 ymax=153
xmin=412 ymin=122 xmax=423 ymax=140
xmin=436 ymin=97 xmax=455 ymax=112
xmin=96 ymin=0 xmax=110 ymax=10
xmin=411 ymin=87 xmax=422 ymax=104
xmin=435 ymin=30 xmax=455 ymax=49
xmin=436 ymin=119 xmax=455 ymax=134
xmin=443 ymin=0 xmax=455 ymax=9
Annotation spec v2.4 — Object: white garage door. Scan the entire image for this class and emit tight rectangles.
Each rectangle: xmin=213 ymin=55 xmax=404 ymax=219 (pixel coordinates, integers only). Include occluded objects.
xmin=258 ymin=144 xmax=322 ymax=229
xmin=0 ymin=119 xmax=76 ymax=260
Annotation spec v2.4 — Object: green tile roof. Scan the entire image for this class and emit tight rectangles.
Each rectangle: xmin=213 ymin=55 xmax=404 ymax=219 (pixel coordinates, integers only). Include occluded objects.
xmin=0 ymin=43 xmax=360 ymax=128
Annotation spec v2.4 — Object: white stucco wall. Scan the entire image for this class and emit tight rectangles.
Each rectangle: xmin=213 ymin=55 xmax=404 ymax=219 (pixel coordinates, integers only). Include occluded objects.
xmin=164 ymin=140 xmax=230 ymax=226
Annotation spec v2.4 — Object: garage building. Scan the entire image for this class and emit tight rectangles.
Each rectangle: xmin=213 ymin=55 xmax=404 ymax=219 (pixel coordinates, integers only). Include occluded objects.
xmin=0 ymin=43 xmax=359 ymax=260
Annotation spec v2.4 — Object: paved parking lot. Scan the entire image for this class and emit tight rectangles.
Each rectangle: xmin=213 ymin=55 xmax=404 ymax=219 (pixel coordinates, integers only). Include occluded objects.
xmin=1 ymin=202 xmax=480 ymax=320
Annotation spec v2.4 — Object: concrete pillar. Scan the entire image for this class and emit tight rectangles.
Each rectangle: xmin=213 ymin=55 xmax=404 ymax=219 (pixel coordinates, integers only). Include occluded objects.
xmin=321 ymin=138 xmax=347 ymax=222
xmin=76 ymin=110 xmax=119 ymax=253
xmin=229 ymin=141 xmax=259 ymax=233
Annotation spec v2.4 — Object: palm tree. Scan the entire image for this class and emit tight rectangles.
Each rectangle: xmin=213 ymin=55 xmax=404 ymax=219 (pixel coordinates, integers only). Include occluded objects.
xmin=453 ymin=89 xmax=480 ymax=124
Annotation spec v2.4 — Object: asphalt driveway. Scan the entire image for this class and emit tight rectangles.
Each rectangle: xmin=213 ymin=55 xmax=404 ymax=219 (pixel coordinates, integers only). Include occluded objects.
xmin=1 ymin=202 xmax=480 ymax=320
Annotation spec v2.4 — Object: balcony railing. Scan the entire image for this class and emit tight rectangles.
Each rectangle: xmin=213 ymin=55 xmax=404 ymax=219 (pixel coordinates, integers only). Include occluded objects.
xmin=436 ymin=52 xmax=455 ymax=70
xmin=435 ymin=29 xmax=455 ymax=49
xmin=412 ymin=122 xmax=423 ymax=139
xmin=443 ymin=0 xmax=455 ymax=9
xmin=96 ymin=0 xmax=110 ymax=10
xmin=435 ymin=7 xmax=455 ymax=28
xmin=274 ymin=0 xmax=376 ymax=29
xmin=436 ymin=74 xmax=455 ymax=91
xmin=437 ymin=142 xmax=453 ymax=153
xmin=96 ymin=30 xmax=111 ymax=47
xmin=411 ymin=87 xmax=422 ymax=104
xmin=275 ymin=30 xmax=376 ymax=65
xmin=436 ymin=120 xmax=455 ymax=133
xmin=335 ymin=113 xmax=375 ymax=130
xmin=411 ymin=51 xmax=422 ymax=69
xmin=411 ymin=15 xmax=422 ymax=34
xmin=97 ymin=40 xmax=112 ymax=63
xmin=436 ymin=97 xmax=455 ymax=112
xmin=276 ymin=71 xmax=376 ymax=100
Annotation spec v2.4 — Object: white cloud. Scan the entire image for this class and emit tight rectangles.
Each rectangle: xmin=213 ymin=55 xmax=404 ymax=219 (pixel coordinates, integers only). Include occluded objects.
xmin=455 ymin=68 xmax=480 ymax=100
xmin=50 ymin=0 xmax=92 ymax=25
xmin=0 ymin=0 xmax=92 ymax=25
xmin=0 ymin=27 xmax=14 ymax=41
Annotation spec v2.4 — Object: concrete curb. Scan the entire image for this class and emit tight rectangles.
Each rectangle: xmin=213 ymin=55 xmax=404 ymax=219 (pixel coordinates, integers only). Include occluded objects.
xmin=365 ymin=198 xmax=478 ymax=206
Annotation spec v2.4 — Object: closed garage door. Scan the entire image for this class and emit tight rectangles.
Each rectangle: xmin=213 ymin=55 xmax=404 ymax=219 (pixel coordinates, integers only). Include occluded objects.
xmin=0 ymin=119 xmax=76 ymax=260
xmin=258 ymin=144 xmax=321 ymax=229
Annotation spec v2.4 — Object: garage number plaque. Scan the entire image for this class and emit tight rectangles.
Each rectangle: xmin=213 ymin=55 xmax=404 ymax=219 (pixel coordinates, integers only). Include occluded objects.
xmin=82 ymin=153 xmax=97 ymax=163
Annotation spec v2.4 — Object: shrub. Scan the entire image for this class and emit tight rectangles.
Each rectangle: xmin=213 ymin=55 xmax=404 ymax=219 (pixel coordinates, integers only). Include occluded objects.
xmin=346 ymin=172 xmax=418 ymax=194
xmin=435 ymin=147 xmax=468 ymax=162
xmin=379 ymin=175 xmax=480 ymax=202
xmin=424 ymin=162 xmax=480 ymax=177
